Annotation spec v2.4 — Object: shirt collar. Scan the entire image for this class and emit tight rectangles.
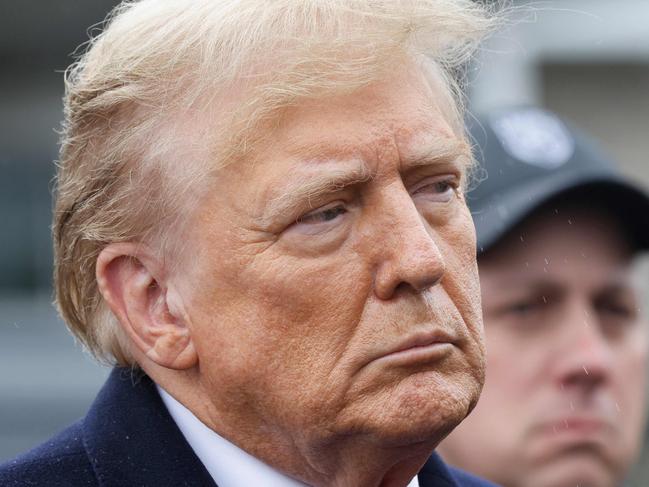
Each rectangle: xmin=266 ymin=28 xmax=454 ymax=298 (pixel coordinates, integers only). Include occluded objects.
xmin=158 ymin=385 xmax=419 ymax=487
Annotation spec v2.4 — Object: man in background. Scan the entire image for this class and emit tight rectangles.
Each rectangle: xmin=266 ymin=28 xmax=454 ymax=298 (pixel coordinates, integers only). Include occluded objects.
xmin=438 ymin=106 xmax=649 ymax=487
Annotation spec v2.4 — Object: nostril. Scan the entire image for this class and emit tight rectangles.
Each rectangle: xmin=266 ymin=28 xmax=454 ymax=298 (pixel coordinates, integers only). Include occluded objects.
xmin=414 ymin=271 xmax=444 ymax=292
xmin=373 ymin=250 xmax=445 ymax=300
xmin=560 ymin=361 xmax=607 ymax=393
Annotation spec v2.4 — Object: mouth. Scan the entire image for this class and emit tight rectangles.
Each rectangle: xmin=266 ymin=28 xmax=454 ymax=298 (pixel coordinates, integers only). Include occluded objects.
xmin=373 ymin=329 xmax=458 ymax=366
xmin=538 ymin=415 xmax=615 ymax=442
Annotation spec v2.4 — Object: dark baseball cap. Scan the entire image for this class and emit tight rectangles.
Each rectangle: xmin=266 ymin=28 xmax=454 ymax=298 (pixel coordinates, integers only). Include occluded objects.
xmin=466 ymin=107 xmax=649 ymax=254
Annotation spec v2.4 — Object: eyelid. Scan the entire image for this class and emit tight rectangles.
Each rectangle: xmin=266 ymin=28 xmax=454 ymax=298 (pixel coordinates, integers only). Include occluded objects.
xmin=493 ymin=296 xmax=545 ymax=316
xmin=410 ymin=174 xmax=459 ymax=195
xmin=596 ymin=299 xmax=636 ymax=316
xmin=296 ymin=201 xmax=346 ymax=224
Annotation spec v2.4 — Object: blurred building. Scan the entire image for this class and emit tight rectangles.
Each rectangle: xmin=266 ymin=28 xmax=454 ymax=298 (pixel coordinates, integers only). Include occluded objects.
xmin=1 ymin=2 xmax=648 ymax=484
xmin=0 ymin=0 xmax=120 ymax=461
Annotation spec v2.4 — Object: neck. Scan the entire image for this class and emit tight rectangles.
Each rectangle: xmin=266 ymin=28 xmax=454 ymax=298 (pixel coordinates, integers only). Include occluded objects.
xmin=209 ymin=423 xmax=435 ymax=487
xmin=151 ymin=367 xmax=438 ymax=487
xmin=209 ymin=410 xmax=436 ymax=487
xmin=293 ymin=441 xmax=433 ymax=487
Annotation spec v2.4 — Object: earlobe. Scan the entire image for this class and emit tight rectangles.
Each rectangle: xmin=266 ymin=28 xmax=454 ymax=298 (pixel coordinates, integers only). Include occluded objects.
xmin=96 ymin=244 xmax=198 ymax=370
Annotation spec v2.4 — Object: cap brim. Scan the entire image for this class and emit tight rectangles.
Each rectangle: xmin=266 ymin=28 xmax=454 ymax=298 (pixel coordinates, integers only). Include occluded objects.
xmin=471 ymin=172 xmax=649 ymax=254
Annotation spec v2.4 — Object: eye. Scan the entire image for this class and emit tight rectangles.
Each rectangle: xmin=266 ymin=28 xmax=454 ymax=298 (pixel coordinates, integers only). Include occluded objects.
xmin=598 ymin=302 xmax=635 ymax=319
xmin=412 ymin=176 xmax=458 ymax=202
xmin=495 ymin=294 xmax=552 ymax=325
xmin=595 ymin=295 xmax=639 ymax=333
xmin=505 ymin=300 xmax=544 ymax=317
xmin=296 ymin=204 xmax=347 ymax=225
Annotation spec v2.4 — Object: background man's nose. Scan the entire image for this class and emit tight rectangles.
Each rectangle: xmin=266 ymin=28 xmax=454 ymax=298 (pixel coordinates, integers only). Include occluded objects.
xmin=373 ymin=209 xmax=446 ymax=300
xmin=554 ymin=305 xmax=615 ymax=394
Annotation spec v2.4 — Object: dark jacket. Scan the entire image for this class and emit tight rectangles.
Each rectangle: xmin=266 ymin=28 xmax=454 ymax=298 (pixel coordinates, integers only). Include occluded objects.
xmin=0 ymin=368 xmax=498 ymax=486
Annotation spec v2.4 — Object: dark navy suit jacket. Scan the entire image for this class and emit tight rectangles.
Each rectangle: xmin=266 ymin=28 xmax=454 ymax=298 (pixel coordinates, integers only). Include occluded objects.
xmin=0 ymin=368 xmax=498 ymax=486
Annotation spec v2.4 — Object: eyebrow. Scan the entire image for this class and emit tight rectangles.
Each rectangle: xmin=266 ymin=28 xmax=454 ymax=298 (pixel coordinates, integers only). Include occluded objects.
xmin=259 ymin=160 xmax=373 ymax=225
xmin=485 ymin=273 xmax=637 ymax=296
xmin=259 ymin=137 xmax=470 ymax=225
xmin=399 ymin=137 xmax=471 ymax=171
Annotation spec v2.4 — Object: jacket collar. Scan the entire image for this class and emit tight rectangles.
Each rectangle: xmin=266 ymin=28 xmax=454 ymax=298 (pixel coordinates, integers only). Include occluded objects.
xmin=82 ymin=367 xmax=216 ymax=487
xmin=419 ymin=453 xmax=462 ymax=486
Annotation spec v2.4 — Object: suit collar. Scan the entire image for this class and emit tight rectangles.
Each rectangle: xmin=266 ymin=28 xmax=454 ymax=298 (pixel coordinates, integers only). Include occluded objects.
xmin=82 ymin=367 xmax=216 ymax=487
xmin=418 ymin=452 xmax=462 ymax=487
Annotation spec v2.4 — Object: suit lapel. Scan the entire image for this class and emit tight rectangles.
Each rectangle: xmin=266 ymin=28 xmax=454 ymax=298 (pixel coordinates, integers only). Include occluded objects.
xmin=417 ymin=453 xmax=459 ymax=487
xmin=82 ymin=367 xmax=216 ymax=487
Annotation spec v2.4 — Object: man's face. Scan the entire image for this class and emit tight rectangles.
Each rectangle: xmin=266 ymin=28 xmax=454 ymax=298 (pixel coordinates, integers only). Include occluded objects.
xmin=438 ymin=207 xmax=649 ymax=487
xmin=172 ymin=68 xmax=484 ymax=459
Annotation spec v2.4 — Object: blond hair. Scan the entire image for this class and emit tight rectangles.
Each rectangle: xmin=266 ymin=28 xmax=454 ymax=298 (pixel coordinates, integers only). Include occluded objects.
xmin=54 ymin=0 xmax=495 ymax=365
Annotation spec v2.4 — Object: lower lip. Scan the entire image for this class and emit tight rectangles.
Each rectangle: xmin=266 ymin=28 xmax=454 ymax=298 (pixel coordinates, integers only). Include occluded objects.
xmin=378 ymin=342 xmax=454 ymax=366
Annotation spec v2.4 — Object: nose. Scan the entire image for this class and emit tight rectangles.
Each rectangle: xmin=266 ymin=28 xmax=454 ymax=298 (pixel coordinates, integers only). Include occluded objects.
xmin=554 ymin=304 xmax=614 ymax=394
xmin=373 ymin=195 xmax=446 ymax=300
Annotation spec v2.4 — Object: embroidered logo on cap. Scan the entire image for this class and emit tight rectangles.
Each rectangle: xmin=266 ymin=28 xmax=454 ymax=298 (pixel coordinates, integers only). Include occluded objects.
xmin=490 ymin=108 xmax=575 ymax=169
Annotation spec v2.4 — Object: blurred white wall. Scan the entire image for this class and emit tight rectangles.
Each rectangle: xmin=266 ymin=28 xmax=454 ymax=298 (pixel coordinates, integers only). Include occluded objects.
xmin=470 ymin=0 xmax=649 ymax=188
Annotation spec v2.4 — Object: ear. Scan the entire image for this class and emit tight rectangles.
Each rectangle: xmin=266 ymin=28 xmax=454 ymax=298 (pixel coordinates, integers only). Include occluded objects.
xmin=96 ymin=243 xmax=197 ymax=370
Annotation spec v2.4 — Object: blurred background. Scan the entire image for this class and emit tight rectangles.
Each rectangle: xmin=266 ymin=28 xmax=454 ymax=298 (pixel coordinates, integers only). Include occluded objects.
xmin=1 ymin=0 xmax=648 ymax=483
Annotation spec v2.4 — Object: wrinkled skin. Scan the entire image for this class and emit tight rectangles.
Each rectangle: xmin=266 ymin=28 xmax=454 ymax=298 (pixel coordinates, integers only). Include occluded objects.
xmin=438 ymin=207 xmax=649 ymax=487
xmin=163 ymin=67 xmax=486 ymax=486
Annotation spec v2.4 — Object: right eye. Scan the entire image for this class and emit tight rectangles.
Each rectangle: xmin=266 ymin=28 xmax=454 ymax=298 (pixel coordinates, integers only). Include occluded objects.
xmin=296 ymin=204 xmax=347 ymax=225
xmin=504 ymin=300 xmax=543 ymax=317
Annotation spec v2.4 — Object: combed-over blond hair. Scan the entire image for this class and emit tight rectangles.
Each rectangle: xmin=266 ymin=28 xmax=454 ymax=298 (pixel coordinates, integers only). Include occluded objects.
xmin=54 ymin=0 xmax=495 ymax=365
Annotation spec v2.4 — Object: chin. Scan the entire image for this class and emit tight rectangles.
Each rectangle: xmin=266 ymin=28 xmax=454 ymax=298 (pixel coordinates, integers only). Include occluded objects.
xmin=526 ymin=455 xmax=622 ymax=487
xmin=361 ymin=370 xmax=480 ymax=448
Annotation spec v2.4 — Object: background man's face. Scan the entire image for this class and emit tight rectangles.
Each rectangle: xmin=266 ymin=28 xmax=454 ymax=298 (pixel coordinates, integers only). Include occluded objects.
xmin=172 ymin=68 xmax=485 ymax=459
xmin=439 ymin=207 xmax=649 ymax=487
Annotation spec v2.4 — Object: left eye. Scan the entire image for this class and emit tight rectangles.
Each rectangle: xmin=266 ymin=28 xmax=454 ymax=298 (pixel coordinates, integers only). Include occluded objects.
xmin=413 ymin=178 xmax=457 ymax=201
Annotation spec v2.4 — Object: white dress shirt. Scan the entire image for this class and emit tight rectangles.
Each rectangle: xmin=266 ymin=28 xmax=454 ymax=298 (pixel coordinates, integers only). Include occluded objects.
xmin=158 ymin=386 xmax=420 ymax=487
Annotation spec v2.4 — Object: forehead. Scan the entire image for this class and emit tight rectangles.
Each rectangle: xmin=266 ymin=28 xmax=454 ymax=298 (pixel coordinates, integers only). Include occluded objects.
xmin=254 ymin=66 xmax=466 ymax=169
xmin=478 ymin=207 xmax=634 ymax=289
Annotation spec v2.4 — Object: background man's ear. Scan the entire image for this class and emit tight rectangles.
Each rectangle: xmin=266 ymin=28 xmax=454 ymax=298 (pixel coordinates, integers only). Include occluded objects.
xmin=96 ymin=243 xmax=197 ymax=370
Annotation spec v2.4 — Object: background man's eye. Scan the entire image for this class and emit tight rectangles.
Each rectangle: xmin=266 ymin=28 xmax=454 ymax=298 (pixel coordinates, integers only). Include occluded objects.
xmin=596 ymin=300 xmax=637 ymax=321
xmin=298 ymin=205 xmax=347 ymax=224
xmin=503 ymin=299 xmax=547 ymax=318
xmin=508 ymin=302 xmax=538 ymax=316
xmin=601 ymin=304 xmax=633 ymax=318
xmin=594 ymin=292 xmax=639 ymax=321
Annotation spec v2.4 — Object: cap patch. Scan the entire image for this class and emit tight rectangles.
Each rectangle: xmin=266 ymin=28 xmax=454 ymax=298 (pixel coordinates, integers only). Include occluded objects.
xmin=490 ymin=109 xmax=575 ymax=169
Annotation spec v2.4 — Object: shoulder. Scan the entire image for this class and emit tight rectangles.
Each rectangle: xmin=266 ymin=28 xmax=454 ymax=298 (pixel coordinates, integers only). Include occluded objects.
xmin=0 ymin=420 xmax=97 ymax=486
xmin=419 ymin=453 xmax=500 ymax=487
xmin=448 ymin=464 xmax=500 ymax=487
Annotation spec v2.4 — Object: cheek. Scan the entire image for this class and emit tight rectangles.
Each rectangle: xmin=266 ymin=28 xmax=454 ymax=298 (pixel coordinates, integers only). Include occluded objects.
xmin=440 ymin=213 xmax=483 ymax=338
xmin=458 ymin=331 xmax=538 ymax=453
xmin=614 ymin=339 xmax=648 ymax=423
xmin=229 ymin=251 xmax=373 ymax=374
xmin=250 ymin=254 xmax=366 ymax=321
xmin=434 ymin=211 xmax=485 ymax=397
xmin=443 ymin=206 xmax=480 ymax=302
xmin=184 ymin=251 xmax=375 ymax=419
xmin=602 ymin=339 xmax=649 ymax=470
xmin=483 ymin=331 xmax=536 ymax=399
